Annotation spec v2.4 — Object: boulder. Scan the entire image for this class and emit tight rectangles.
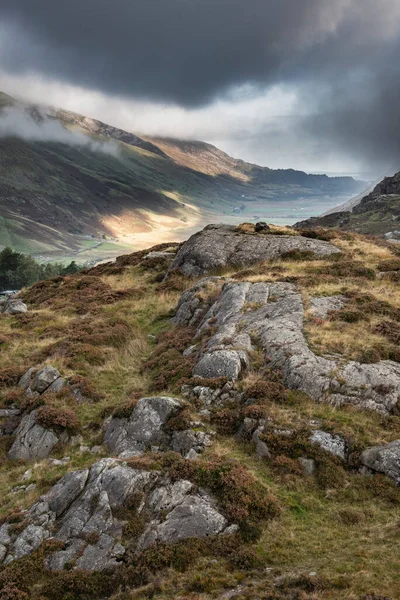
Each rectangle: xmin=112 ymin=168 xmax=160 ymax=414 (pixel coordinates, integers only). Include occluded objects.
xmin=8 ymin=410 xmax=66 ymax=461
xmin=361 ymin=440 xmax=400 ymax=485
xmin=167 ymin=224 xmax=341 ymax=278
xmin=0 ymin=298 xmax=27 ymax=315
xmin=175 ymin=278 xmax=400 ymax=413
xmin=0 ymin=459 xmax=233 ymax=571
xmin=18 ymin=366 xmax=66 ymax=395
xmin=104 ymin=396 xmax=213 ymax=459
xmin=309 ymin=431 xmax=347 ymax=460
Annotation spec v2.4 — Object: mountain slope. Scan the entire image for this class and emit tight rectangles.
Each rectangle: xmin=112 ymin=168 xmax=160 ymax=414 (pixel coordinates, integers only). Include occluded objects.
xmin=0 ymin=92 xmax=366 ymax=261
xmin=295 ymin=171 xmax=400 ymax=236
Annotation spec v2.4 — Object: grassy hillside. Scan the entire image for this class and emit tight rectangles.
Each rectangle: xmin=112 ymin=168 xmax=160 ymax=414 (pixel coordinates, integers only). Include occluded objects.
xmin=0 ymin=228 xmax=400 ymax=598
xmin=0 ymin=93 xmax=366 ymax=262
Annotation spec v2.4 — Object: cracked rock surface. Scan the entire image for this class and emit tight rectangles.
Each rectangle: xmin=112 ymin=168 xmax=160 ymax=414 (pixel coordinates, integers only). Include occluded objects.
xmin=176 ymin=278 xmax=400 ymax=414
xmin=361 ymin=440 xmax=400 ymax=484
xmin=104 ymin=396 xmax=213 ymax=459
xmin=8 ymin=410 xmax=67 ymax=461
xmin=167 ymin=224 xmax=341 ymax=277
xmin=0 ymin=458 xmax=232 ymax=571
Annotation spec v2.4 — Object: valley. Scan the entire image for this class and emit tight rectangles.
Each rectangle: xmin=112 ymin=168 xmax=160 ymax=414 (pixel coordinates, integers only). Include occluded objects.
xmin=0 ymin=92 xmax=366 ymax=263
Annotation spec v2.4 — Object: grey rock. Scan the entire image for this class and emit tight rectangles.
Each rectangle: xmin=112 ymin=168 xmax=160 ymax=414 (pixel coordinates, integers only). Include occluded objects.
xmin=298 ymin=457 xmax=317 ymax=476
xmin=1 ymin=459 xmax=232 ymax=571
xmin=0 ymin=409 xmax=21 ymax=418
xmin=138 ymin=495 xmax=228 ymax=551
xmin=255 ymin=439 xmax=271 ymax=459
xmin=309 ymin=431 xmax=347 ymax=460
xmin=18 ymin=368 xmax=36 ymax=391
xmin=22 ymin=469 xmax=33 ymax=481
xmin=310 ymin=295 xmax=347 ymax=319
xmin=0 ymin=545 xmax=7 ymax=563
xmin=167 ymin=224 xmax=341 ymax=278
xmin=104 ymin=396 xmax=181 ymax=457
xmin=76 ymin=533 xmax=120 ymax=571
xmin=34 ymin=366 xmax=62 ymax=394
xmin=8 ymin=411 xmax=60 ymax=461
xmin=176 ymin=278 xmax=400 ymax=414
xmin=13 ymin=524 xmax=49 ymax=559
xmin=193 ymin=350 xmax=248 ymax=380
xmin=104 ymin=396 xmax=212 ymax=459
xmin=0 ymin=525 xmax=11 ymax=546
xmin=90 ymin=445 xmax=102 ymax=455
xmin=171 ymin=430 xmax=213 ymax=458
xmin=1 ymin=298 xmax=27 ymax=315
xmin=361 ymin=440 xmax=400 ymax=485
xmin=46 ymin=377 xmax=67 ymax=393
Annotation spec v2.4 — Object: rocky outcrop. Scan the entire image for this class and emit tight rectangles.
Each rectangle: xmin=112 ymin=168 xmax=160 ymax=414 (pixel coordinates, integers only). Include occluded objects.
xmin=309 ymin=430 xmax=347 ymax=460
xmin=0 ymin=297 xmax=27 ymax=315
xmin=167 ymin=224 xmax=341 ymax=277
xmin=361 ymin=440 xmax=400 ymax=484
xmin=104 ymin=396 xmax=213 ymax=459
xmin=19 ymin=366 xmax=67 ymax=396
xmin=5 ymin=366 xmax=71 ymax=460
xmin=310 ymin=296 xmax=347 ymax=319
xmin=175 ymin=278 xmax=400 ymax=414
xmin=0 ymin=458 xmax=233 ymax=571
xmin=8 ymin=410 xmax=69 ymax=461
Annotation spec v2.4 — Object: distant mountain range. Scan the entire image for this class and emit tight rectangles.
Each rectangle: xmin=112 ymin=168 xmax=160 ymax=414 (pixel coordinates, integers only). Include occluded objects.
xmin=0 ymin=91 xmax=365 ymax=261
xmin=295 ymin=171 xmax=400 ymax=238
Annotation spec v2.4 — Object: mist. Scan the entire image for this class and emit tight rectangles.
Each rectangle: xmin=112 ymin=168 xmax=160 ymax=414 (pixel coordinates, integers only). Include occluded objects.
xmin=0 ymin=106 xmax=119 ymax=156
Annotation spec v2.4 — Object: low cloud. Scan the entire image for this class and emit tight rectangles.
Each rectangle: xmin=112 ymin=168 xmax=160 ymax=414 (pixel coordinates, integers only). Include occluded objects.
xmin=0 ymin=106 xmax=119 ymax=156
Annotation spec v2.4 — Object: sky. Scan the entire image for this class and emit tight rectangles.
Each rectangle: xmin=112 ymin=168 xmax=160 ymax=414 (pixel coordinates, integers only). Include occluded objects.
xmin=1 ymin=0 xmax=400 ymax=178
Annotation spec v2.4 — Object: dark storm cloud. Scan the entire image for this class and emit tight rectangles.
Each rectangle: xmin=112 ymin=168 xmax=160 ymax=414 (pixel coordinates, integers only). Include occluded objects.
xmin=1 ymin=0 xmax=400 ymax=168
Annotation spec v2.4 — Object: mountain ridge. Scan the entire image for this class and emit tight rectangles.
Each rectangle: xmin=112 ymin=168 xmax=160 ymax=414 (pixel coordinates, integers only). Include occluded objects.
xmin=0 ymin=91 xmax=365 ymax=261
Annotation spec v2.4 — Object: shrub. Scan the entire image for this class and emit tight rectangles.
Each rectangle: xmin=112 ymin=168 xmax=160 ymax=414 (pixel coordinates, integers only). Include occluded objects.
xmin=243 ymin=377 xmax=287 ymax=403
xmin=0 ymin=584 xmax=29 ymax=600
xmin=169 ymin=455 xmax=280 ymax=523
xmin=280 ymin=249 xmax=317 ymax=261
xmin=112 ymin=399 xmax=139 ymax=419
xmin=273 ymin=455 xmax=304 ymax=477
xmin=167 ymin=407 xmax=192 ymax=431
xmin=242 ymin=404 xmax=268 ymax=420
xmin=213 ymin=408 xmax=241 ymax=435
xmin=378 ymin=259 xmax=400 ymax=272
xmin=229 ymin=546 xmax=263 ymax=570
xmin=0 ymin=368 xmax=25 ymax=387
xmin=68 ymin=375 xmax=105 ymax=402
xmin=298 ymin=228 xmax=339 ymax=241
xmin=263 ymin=429 xmax=347 ymax=489
xmin=374 ymin=321 xmax=400 ymax=344
xmin=322 ymin=261 xmax=376 ymax=280
xmin=143 ymin=327 xmax=196 ymax=391
xmin=36 ymin=406 xmax=79 ymax=433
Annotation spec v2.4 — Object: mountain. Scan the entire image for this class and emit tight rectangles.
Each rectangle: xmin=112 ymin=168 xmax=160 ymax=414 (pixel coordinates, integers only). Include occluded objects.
xmin=0 ymin=92 xmax=365 ymax=262
xmin=294 ymin=170 xmax=400 ymax=237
